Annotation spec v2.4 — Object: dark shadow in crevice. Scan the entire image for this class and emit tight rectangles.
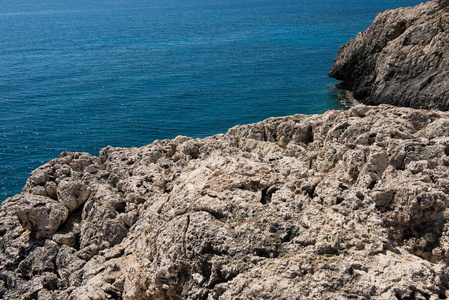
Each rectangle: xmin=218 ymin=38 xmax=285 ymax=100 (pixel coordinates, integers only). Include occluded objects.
xmin=260 ymin=186 xmax=278 ymax=205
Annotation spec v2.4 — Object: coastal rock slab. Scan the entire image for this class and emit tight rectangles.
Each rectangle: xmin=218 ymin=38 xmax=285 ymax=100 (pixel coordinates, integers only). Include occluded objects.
xmin=329 ymin=0 xmax=449 ymax=110
xmin=1 ymin=105 xmax=449 ymax=299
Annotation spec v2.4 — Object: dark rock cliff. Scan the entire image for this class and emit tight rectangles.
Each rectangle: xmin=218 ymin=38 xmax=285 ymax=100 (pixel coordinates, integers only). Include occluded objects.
xmin=329 ymin=0 xmax=449 ymax=110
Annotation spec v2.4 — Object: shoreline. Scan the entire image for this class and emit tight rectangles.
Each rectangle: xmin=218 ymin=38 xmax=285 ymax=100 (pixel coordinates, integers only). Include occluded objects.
xmin=2 ymin=104 xmax=449 ymax=298
xmin=2 ymin=0 xmax=449 ymax=298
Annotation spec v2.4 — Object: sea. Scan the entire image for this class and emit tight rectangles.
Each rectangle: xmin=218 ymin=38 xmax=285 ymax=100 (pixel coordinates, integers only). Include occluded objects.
xmin=0 ymin=0 xmax=424 ymax=202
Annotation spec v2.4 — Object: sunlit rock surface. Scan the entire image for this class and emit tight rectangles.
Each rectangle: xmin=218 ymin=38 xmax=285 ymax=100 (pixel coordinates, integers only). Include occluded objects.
xmin=1 ymin=104 xmax=449 ymax=299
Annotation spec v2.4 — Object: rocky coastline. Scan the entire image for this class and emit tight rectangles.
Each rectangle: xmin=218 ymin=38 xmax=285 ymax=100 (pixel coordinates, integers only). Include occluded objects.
xmin=2 ymin=1 xmax=449 ymax=299
xmin=329 ymin=0 xmax=449 ymax=110
xmin=1 ymin=104 xmax=449 ymax=299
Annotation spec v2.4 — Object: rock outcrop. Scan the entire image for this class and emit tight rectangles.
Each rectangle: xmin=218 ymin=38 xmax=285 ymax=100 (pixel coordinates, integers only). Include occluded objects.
xmin=329 ymin=0 xmax=449 ymax=110
xmin=1 ymin=104 xmax=449 ymax=299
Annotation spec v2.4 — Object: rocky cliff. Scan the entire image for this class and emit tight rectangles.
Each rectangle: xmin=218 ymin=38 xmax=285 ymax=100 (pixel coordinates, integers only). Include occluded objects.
xmin=1 ymin=104 xmax=449 ymax=299
xmin=329 ymin=0 xmax=449 ymax=110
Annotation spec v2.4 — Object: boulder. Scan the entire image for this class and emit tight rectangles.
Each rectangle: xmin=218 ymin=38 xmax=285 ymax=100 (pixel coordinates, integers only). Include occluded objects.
xmin=16 ymin=195 xmax=68 ymax=239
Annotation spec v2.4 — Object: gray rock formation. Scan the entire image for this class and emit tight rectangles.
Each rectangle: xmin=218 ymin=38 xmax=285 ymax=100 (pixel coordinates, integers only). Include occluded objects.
xmin=329 ymin=0 xmax=449 ymax=110
xmin=1 ymin=104 xmax=449 ymax=299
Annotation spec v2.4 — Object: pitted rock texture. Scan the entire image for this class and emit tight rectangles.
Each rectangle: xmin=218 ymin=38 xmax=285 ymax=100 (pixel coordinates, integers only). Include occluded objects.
xmin=329 ymin=0 xmax=449 ymax=110
xmin=1 ymin=105 xmax=449 ymax=299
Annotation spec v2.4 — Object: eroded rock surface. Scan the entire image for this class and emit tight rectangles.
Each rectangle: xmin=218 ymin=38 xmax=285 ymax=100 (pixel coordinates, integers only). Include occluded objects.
xmin=329 ymin=0 xmax=449 ymax=110
xmin=1 ymin=105 xmax=449 ymax=299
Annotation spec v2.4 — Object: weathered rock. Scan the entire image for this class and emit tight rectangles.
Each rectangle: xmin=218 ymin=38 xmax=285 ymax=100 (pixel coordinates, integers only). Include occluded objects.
xmin=57 ymin=179 xmax=91 ymax=212
xmin=16 ymin=195 xmax=69 ymax=239
xmin=18 ymin=240 xmax=59 ymax=278
xmin=329 ymin=0 xmax=449 ymax=110
xmin=1 ymin=105 xmax=449 ymax=299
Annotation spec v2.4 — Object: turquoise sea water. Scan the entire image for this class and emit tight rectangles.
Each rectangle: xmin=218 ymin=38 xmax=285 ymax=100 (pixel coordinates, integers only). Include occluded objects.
xmin=0 ymin=0 xmax=424 ymax=201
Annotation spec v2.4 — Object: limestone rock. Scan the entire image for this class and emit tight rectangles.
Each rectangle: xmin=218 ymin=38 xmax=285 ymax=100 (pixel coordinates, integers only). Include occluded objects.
xmin=329 ymin=0 xmax=449 ymax=110
xmin=57 ymin=179 xmax=91 ymax=212
xmin=1 ymin=105 xmax=449 ymax=299
xmin=16 ymin=195 xmax=69 ymax=239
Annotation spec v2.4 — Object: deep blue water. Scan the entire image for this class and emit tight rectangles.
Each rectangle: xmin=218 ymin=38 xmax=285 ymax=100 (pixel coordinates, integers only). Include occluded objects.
xmin=0 ymin=0 xmax=424 ymax=201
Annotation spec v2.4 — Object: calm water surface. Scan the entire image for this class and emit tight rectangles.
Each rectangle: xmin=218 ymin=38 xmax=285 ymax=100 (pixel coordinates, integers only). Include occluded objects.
xmin=0 ymin=0 xmax=424 ymax=201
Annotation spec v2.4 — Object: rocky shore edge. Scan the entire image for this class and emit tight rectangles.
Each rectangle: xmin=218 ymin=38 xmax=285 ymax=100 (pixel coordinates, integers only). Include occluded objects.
xmin=329 ymin=0 xmax=449 ymax=110
xmin=2 ymin=0 xmax=449 ymax=299
xmin=1 ymin=104 xmax=449 ymax=299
